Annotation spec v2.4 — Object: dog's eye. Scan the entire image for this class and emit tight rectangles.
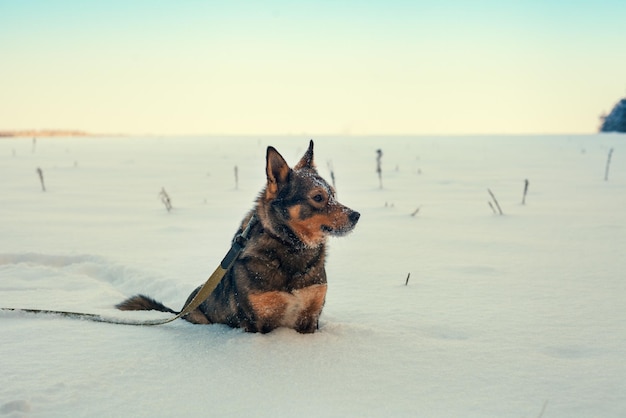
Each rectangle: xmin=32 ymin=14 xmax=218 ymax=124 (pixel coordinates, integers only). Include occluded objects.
xmin=312 ymin=194 xmax=324 ymax=203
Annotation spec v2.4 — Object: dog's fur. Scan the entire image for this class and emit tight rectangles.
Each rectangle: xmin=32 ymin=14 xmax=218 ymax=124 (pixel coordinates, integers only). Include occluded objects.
xmin=116 ymin=140 xmax=359 ymax=333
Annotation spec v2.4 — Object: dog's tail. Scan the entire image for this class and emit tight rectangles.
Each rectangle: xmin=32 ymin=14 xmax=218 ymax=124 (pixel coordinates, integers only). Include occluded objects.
xmin=116 ymin=294 xmax=179 ymax=314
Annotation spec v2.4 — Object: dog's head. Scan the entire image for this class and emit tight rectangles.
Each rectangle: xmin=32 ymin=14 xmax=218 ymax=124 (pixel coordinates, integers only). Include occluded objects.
xmin=257 ymin=140 xmax=360 ymax=249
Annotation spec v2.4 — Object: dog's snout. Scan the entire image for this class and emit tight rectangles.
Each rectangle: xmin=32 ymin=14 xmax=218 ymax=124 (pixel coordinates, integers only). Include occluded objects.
xmin=349 ymin=210 xmax=360 ymax=224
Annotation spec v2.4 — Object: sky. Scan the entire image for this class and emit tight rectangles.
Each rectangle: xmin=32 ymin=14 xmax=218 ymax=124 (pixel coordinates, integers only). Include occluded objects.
xmin=2 ymin=0 xmax=626 ymax=136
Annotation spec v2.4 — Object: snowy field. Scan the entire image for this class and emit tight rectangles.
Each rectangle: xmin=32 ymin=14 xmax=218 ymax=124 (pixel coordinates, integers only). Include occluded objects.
xmin=1 ymin=134 xmax=625 ymax=417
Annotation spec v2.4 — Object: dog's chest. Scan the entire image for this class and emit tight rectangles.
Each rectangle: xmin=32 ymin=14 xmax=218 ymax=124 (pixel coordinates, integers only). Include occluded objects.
xmin=247 ymin=284 xmax=327 ymax=328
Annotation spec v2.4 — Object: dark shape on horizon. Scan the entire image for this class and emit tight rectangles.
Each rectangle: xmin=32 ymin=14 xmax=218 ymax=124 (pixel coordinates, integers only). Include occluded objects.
xmin=600 ymin=97 xmax=626 ymax=133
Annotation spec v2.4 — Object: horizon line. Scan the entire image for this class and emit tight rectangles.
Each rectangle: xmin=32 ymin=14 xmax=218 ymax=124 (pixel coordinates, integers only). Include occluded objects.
xmin=0 ymin=129 xmax=608 ymax=138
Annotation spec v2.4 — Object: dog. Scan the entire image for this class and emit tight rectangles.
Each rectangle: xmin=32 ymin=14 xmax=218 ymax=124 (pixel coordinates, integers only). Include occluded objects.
xmin=116 ymin=140 xmax=359 ymax=333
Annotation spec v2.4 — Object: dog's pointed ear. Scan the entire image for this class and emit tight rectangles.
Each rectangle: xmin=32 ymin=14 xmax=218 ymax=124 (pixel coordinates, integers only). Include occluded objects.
xmin=266 ymin=146 xmax=291 ymax=198
xmin=295 ymin=140 xmax=315 ymax=170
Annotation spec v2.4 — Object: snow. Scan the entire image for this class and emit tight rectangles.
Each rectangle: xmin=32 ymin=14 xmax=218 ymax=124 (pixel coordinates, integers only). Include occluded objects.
xmin=1 ymin=134 xmax=625 ymax=417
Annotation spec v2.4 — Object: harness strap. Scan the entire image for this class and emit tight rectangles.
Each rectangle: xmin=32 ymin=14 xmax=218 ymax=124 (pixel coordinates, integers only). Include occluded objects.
xmin=1 ymin=214 xmax=258 ymax=326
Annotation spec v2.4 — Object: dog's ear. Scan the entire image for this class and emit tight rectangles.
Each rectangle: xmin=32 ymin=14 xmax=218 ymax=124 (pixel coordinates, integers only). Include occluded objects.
xmin=294 ymin=140 xmax=315 ymax=170
xmin=266 ymin=146 xmax=291 ymax=198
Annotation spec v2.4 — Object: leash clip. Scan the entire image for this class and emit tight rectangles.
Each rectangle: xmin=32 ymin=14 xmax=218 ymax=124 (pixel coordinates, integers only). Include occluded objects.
xmin=220 ymin=214 xmax=257 ymax=270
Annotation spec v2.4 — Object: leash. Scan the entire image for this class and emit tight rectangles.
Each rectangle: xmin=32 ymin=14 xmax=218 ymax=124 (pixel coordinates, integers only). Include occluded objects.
xmin=1 ymin=214 xmax=258 ymax=326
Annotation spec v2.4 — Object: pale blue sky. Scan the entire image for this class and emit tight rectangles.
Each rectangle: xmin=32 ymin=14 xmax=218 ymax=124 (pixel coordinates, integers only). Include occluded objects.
xmin=2 ymin=0 xmax=625 ymax=135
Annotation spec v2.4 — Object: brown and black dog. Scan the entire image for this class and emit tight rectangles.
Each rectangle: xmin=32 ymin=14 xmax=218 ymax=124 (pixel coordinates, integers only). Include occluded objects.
xmin=116 ymin=140 xmax=359 ymax=333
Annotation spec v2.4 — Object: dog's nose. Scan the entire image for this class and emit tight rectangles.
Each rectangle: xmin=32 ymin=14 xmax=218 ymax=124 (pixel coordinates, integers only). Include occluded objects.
xmin=349 ymin=211 xmax=360 ymax=224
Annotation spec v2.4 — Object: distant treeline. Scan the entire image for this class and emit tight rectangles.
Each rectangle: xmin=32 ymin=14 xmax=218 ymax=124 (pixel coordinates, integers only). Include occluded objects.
xmin=600 ymin=97 xmax=626 ymax=133
xmin=0 ymin=130 xmax=89 ymax=138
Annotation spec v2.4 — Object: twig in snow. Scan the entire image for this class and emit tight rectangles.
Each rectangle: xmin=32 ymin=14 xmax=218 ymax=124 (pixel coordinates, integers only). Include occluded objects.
xmin=234 ymin=165 xmax=239 ymax=190
xmin=522 ymin=179 xmax=529 ymax=205
xmin=376 ymin=149 xmax=383 ymax=189
xmin=159 ymin=187 xmax=173 ymax=212
xmin=36 ymin=167 xmax=46 ymax=192
xmin=604 ymin=148 xmax=614 ymax=181
xmin=487 ymin=188 xmax=503 ymax=215
xmin=410 ymin=206 xmax=421 ymax=217
xmin=327 ymin=160 xmax=336 ymax=189
xmin=405 ymin=272 xmax=411 ymax=286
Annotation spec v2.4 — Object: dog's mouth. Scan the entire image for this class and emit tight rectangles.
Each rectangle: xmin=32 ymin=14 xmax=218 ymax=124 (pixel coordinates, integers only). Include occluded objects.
xmin=321 ymin=211 xmax=360 ymax=236
xmin=322 ymin=224 xmax=356 ymax=237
